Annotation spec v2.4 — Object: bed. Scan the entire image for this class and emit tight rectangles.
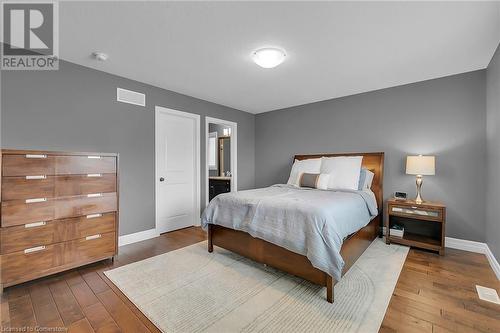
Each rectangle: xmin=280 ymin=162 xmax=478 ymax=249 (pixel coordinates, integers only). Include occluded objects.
xmin=201 ymin=152 xmax=384 ymax=303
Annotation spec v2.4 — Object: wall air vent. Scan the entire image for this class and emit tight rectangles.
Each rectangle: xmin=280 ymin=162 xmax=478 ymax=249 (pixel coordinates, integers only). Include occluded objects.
xmin=117 ymin=88 xmax=146 ymax=107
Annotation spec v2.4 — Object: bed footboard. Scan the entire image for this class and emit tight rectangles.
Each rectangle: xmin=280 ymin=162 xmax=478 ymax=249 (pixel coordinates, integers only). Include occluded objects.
xmin=207 ymin=223 xmax=336 ymax=302
xmin=206 ymin=215 xmax=380 ymax=303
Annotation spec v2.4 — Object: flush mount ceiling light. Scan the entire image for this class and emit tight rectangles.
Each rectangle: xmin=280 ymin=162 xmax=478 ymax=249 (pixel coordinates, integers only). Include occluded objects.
xmin=252 ymin=47 xmax=286 ymax=68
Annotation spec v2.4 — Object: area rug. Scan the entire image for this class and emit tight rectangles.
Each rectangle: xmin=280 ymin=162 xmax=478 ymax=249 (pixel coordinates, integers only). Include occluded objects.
xmin=104 ymin=239 xmax=408 ymax=333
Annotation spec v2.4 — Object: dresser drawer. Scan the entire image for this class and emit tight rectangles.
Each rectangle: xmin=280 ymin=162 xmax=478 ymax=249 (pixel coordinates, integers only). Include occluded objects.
xmin=1 ymin=243 xmax=63 ymax=284
xmin=55 ymin=174 xmax=116 ymax=197
xmin=2 ymin=175 xmax=55 ymax=201
xmin=389 ymin=204 xmax=443 ymax=221
xmin=55 ymin=192 xmax=117 ymax=219
xmin=2 ymin=154 xmax=55 ymax=176
xmin=55 ymin=155 xmax=116 ymax=175
xmin=74 ymin=231 xmax=116 ymax=262
xmin=1 ymin=232 xmax=116 ymax=285
xmin=2 ymin=174 xmax=116 ymax=201
xmin=1 ymin=221 xmax=57 ymax=254
xmin=1 ymin=197 xmax=54 ymax=227
xmin=0 ymin=213 xmax=116 ymax=254
xmin=1 ymin=193 xmax=117 ymax=227
xmin=62 ymin=212 xmax=116 ymax=242
xmin=2 ymin=154 xmax=116 ymax=176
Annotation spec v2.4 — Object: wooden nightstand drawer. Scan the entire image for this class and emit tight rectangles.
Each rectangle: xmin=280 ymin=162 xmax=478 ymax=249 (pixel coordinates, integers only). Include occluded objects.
xmin=389 ymin=204 xmax=443 ymax=222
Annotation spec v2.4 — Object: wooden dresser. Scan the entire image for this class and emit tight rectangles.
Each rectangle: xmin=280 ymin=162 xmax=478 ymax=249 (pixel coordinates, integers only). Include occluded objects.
xmin=0 ymin=149 xmax=119 ymax=290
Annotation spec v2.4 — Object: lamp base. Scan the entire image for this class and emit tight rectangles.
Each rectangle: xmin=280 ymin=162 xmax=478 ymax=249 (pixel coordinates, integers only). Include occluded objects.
xmin=415 ymin=175 xmax=424 ymax=204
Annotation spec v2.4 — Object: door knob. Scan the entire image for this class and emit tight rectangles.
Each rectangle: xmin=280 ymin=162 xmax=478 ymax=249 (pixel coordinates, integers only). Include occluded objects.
xmin=159 ymin=177 xmax=165 ymax=182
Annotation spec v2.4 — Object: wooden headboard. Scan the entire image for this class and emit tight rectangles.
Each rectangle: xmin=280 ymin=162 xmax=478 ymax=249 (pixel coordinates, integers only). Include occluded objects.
xmin=293 ymin=152 xmax=385 ymax=213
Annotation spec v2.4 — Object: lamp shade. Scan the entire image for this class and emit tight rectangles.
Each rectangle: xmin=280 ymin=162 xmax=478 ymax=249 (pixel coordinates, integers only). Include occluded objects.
xmin=406 ymin=155 xmax=435 ymax=175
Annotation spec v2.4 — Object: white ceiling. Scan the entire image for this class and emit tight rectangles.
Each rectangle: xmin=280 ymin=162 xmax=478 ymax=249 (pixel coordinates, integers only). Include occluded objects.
xmin=60 ymin=1 xmax=500 ymax=114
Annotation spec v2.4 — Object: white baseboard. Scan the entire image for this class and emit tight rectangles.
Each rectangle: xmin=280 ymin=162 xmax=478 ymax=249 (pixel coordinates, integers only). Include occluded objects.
xmin=484 ymin=246 xmax=500 ymax=281
xmin=118 ymin=228 xmax=160 ymax=247
xmin=445 ymin=237 xmax=500 ymax=280
xmin=445 ymin=237 xmax=486 ymax=253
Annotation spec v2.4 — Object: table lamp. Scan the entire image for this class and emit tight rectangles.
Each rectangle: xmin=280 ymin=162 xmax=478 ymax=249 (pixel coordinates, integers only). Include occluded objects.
xmin=406 ymin=155 xmax=435 ymax=204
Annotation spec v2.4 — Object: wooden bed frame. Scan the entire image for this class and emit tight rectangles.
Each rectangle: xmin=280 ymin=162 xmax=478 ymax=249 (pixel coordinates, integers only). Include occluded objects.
xmin=207 ymin=152 xmax=384 ymax=303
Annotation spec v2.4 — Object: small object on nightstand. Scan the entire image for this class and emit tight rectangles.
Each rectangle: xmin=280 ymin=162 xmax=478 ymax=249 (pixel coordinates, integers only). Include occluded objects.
xmin=394 ymin=191 xmax=407 ymax=201
xmin=390 ymin=224 xmax=405 ymax=238
xmin=385 ymin=198 xmax=446 ymax=255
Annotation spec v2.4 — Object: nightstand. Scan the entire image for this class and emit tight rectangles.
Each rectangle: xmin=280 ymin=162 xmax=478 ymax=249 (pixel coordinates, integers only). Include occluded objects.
xmin=386 ymin=198 xmax=446 ymax=255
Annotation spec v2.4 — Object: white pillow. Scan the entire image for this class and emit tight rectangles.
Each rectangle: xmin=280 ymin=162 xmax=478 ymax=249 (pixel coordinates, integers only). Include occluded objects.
xmin=287 ymin=158 xmax=321 ymax=186
xmin=316 ymin=174 xmax=330 ymax=190
xmin=320 ymin=156 xmax=363 ymax=190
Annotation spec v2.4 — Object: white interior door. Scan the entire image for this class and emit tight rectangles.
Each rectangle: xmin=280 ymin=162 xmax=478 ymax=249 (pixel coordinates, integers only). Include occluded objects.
xmin=156 ymin=107 xmax=200 ymax=234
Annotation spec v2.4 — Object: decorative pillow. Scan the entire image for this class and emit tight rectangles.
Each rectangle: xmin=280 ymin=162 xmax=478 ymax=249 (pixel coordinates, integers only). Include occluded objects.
xmin=287 ymin=158 xmax=321 ymax=186
xmin=299 ymin=173 xmax=330 ymax=190
xmin=320 ymin=156 xmax=363 ymax=190
xmin=358 ymin=168 xmax=375 ymax=190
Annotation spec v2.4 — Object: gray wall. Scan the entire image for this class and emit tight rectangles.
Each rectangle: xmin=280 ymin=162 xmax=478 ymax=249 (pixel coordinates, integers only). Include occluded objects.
xmin=255 ymin=70 xmax=487 ymax=242
xmin=1 ymin=59 xmax=493 ymax=245
xmin=1 ymin=60 xmax=255 ymax=236
xmin=487 ymin=43 xmax=500 ymax=260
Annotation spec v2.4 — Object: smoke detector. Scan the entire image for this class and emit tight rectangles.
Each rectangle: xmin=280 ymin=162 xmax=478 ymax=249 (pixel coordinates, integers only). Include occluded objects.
xmin=92 ymin=52 xmax=109 ymax=61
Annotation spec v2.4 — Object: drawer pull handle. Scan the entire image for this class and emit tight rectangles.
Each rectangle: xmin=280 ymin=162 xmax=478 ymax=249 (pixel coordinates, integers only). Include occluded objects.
xmin=87 ymin=193 xmax=103 ymax=198
xmin=87 ymin=155 xmax=101 ymax=159
xmin=86 ymin=234 xmax=102 ymax=241
xmin=87 ymin=173 xmax=102 ymax=177
xmin=25 ymin=154 xmax=47 ymax=159
xmin=25 ymin=221 xmax=46 ymax=228
xmin=25 ymin=175 xmax=47 ymax=180
xmin=86 ymin=213 xmax=102 ymax=219
xmin=24 ymin=245 xmax=46 ymax=254
xmin=411 ymin=206 xmax=418 ymax=209
xmin=25 ymin=197 xmax=47 ymax=204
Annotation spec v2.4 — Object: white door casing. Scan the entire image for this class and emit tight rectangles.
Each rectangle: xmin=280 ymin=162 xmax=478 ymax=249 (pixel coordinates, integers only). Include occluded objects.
xmin=155 ymin=106 xmax=200 ymax=233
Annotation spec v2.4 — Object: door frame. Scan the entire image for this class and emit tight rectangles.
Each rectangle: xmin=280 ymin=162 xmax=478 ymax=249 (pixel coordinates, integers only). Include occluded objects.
xmin=155 ymin=106 xmax=201 ymax=230
xmin=205 ymin=116 xmax=237 ymax=207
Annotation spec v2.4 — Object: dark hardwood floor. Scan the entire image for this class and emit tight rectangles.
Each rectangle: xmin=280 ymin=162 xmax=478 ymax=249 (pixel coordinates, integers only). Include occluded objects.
xmin=381 ymin=247 xmax=500 ymax=333
xmin=1 ymin=227 xmax=206 ymax=333
xmin=1 ymin=227 xmax=499 ymax=332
